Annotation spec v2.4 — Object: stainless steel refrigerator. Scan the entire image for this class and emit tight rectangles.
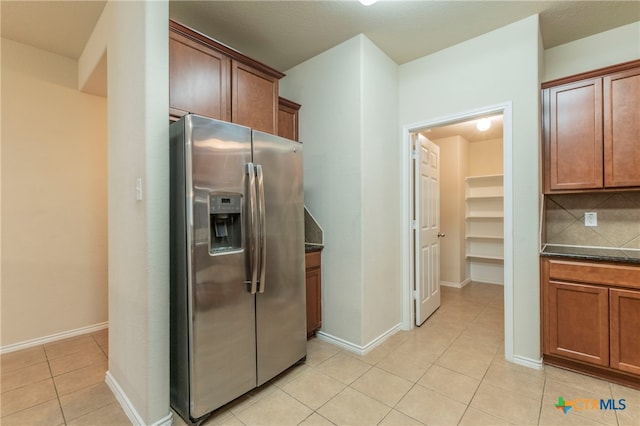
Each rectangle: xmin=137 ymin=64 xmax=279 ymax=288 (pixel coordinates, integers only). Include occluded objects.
xmin=169 ymin=114 xmax=306 ymax=424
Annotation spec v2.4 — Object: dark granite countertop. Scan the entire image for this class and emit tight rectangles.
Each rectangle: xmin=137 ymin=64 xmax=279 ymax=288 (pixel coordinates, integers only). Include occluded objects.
xmin=305 ymin=243 xmax=324 ymax=253
xmin=540 ymin=244 xmax=640 ymax=265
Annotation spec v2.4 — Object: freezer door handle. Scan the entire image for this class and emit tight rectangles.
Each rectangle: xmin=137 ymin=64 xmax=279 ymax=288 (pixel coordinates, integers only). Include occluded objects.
xmin=247 ymin=162 xmax=259 ymax=294
xmin=256 ymin=164 xmax=267 ymax=293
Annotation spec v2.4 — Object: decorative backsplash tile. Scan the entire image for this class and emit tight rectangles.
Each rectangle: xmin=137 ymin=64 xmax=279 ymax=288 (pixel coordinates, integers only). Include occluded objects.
xmin=544 ymin=192 xmax=640 ymax=249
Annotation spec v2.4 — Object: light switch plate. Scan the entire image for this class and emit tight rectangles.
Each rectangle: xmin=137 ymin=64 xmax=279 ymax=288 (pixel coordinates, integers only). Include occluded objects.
xmin=585 ymin=212 xmax=597 ymax=227
xmin=136 ymin=177 xmax=143 ymax=201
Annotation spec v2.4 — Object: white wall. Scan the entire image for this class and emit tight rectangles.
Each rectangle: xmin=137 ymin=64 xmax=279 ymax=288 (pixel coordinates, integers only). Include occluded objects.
xmin=400 ymin=15 xmax=542 ymax=363
xmin=544 ymin=21 xmax=640 ymax=81
xmin=433 ymin=136 xmax=468 ymax=286
xmin=280 ymin=35 xmax=401 ymax=348
xmin=1 ymin=39 xmax=107 ymax=347
xmin=79 ymin=2 xmax=170 ymax=424
xmin=280 ymin=36 xmax=364 ymax=345
xmin=361 ymin=37 xmax=401 ymax=345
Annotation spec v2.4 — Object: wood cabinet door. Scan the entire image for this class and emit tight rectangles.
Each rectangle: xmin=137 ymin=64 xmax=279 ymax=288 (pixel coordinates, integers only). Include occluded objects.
xmin=547 ymin=280 xmax=609 ymax=366
xmin=305 ymin=251 xmax=322 ymax=337
xmin=278 ymin=97 xmax=301 ymax=142
xmin=169 ymin=32 xmax=230 ymax=122
xmin=604 ymin=67 xmax=640 ymax=188
xmin=232 ymin=61 xmax=278 ymax=134
xmin=305 ymin=267 xmax=321 ymax=337
xmin=545 ymin=78 xmax=603 ymax=191
xmin=610 ymin=288 xmax=640 ymax=375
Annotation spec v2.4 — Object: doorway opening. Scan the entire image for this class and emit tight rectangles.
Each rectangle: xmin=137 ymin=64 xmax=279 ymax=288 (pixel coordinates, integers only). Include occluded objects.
xmin=402 ymin=102 xmax=515 ymax=362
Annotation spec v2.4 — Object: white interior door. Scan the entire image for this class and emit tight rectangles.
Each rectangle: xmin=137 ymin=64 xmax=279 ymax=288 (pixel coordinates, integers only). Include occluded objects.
xmin=414 ymin=134 xmax=441 ymax=326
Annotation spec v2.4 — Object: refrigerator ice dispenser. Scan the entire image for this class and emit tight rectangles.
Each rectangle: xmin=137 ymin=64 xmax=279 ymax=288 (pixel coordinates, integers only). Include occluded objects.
xmin=209 ymin=192 xmax=242 ymax=254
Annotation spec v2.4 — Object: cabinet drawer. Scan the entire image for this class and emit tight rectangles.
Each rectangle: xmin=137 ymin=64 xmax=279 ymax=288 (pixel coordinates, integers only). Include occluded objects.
xmin=548 ymin=259 xmax=640 ymax=289
xmin=305 ymin=251 xmax=321 ymax=269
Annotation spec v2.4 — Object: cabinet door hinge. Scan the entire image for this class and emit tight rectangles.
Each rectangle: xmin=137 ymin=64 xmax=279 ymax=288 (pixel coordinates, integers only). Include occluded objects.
xmin=412 ymin=290 xmax=418 ymax=300
xmin=411 ymin=220 xmax=417 ymax=230
xmin=411 ymin=149 xmax=418 ymax=160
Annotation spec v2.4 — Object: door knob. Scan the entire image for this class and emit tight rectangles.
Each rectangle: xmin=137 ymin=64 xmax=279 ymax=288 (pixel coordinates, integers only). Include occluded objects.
xmin=437 ymin=232 xmax=446 ymax=238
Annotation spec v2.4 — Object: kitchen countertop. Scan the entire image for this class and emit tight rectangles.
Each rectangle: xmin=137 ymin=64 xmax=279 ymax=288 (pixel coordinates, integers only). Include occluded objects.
xmin=305 ymin=244 xmax=324 ymax=253
xmin=540 ymin=244 xmax=640 ymax=265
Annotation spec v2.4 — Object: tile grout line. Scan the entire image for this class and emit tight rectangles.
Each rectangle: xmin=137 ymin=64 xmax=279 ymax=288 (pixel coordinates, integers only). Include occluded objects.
xmin=43 ymin=344 xmax=69 ymax=425
xmin=537 ymin=371 xmax=549 ymax=425
xmin=91 ymin=331 xmax=109 ymax=359
xmin=46 ymin=333 xmax=115 ymax=425
xmin=442 ymin=286 xmax=504 ymax=424
xmin=386 ymin=287 xmax=500 ymax=425
xmin=437 ymin=295 xmax=491 ymax=425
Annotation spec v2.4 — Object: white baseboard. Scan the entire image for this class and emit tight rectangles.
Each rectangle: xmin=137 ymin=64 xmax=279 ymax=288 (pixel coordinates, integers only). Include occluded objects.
xmin=511 ymin=354 xmax=544 ymax=370
xmin=0 ymin=322 xmax=108 ymax=355
xmin=440 ymin=278 xmax=471 ymax=289
xmin=471 ymin=279 xmax=504 ymax=286
xmin=316 ymin=323 xmax=403 ymax=356
xmin=105 ymin=371 xmax=173 ymax=426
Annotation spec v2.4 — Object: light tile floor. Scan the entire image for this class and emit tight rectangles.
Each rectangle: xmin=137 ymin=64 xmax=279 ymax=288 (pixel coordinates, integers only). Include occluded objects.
xmin=2 ymin=283 xmax=639 ymax=425
xmin=0 ymin=328 xmax=129 ymax=425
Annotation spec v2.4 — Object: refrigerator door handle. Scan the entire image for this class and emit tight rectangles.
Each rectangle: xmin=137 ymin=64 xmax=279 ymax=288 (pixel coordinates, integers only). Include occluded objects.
xmin=247 ymin=162 xmax=259 ymax=294
xmin=256 ymin=164 xmax=267 ymax=293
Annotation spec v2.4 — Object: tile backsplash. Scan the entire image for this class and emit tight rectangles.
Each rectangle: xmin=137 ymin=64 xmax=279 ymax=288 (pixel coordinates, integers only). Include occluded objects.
xmin=544 ymin=191 xmax=640 ymax=249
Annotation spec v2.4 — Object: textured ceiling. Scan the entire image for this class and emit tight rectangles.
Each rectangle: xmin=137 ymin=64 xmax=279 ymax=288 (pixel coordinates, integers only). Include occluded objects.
xmin=169 ymin=1 xmax=640 ymax=71
xmin=1 ymin=1 xmax=638 ymax=73
xmin=1 ymin=1 xmax=107 ymax=59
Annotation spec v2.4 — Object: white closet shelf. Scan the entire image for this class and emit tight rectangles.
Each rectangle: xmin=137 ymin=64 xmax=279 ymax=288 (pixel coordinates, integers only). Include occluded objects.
xmin=465 ymin=254 xmax=504 ymax=261
xmin=465 ymin=172 xmax=505 ymax=285
xmin=466 ymin=235 xmax=504 ymax=240
xmin=465 ymin=174 xmax=503 ymax=182
xmin=465 ymin=195 xmax=504 ymax=200
xmin=465 ymin=214 xmax=504 ymax=219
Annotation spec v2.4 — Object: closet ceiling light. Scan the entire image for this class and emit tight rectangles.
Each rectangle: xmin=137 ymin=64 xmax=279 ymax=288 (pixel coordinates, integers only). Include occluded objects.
xmin=476 ymin=118 xmax=491 ymax=132
xmin=358 ymin=0 xmax=378 ymax=5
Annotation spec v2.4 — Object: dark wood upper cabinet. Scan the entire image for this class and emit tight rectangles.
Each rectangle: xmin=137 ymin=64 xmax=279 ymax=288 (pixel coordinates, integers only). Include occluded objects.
xmin=232 ymin=61 xmax=279 ymax=134
xmin=542 ymin=60 xmax=640 ymax=193
xmin=604 ymin=67 xmax=640 ymax=188
xmin=278 ymin=97 xmax=301 ymax=142
xmin=169 ymin=20 xmax=285 ymax=135
xmin=169 ymin=31 xmax=230 ymax=122
xmin=544 ymin=78 xmax=603 ymax=191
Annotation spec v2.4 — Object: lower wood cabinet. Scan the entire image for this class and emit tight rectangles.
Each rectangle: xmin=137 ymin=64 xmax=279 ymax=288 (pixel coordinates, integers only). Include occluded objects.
xmin=610 ymin=288 xmax=640 ymax=375
xmin=305 ymin=250 xmax=322 ymax=337
xmin=547 ymin=281 xmax=609 ymax=366
xmin=541 ymin=257 xmax=640 ymax=389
